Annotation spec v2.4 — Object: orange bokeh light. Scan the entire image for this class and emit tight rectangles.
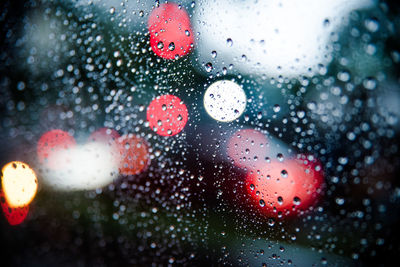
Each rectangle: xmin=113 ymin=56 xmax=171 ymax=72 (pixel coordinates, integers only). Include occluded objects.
xmin=1 ymin=161 xmax=38 ymax=208
xmin=118 ymin=134 xmax=151 ymax=176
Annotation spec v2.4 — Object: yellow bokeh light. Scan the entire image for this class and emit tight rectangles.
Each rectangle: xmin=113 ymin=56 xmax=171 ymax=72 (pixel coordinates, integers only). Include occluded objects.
xmin=1 ymin=161 xmax=38 ymax=208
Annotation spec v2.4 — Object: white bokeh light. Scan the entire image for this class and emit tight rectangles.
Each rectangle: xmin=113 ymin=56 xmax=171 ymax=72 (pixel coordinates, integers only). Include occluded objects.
xmin=203 ymin=80 xmax=247 ymax=122
xmin=41 ymin=142 xmax=119 ymax=191
xmin=194 ymin=0 xmax=374 ymax=78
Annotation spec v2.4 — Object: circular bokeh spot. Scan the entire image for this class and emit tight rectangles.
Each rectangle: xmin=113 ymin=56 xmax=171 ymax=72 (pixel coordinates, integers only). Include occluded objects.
xmin=118 ymin=134 xmax=151 ymax=176
xmin=37 ymin=129 xmax=76 ymax=169
xmin=147 ymin=94 xmax=188 ymax=136
xmin=0 ymin=190 xmax=29 ymax=226
xmin=227 ymin=128 xmax=269 ymax=169
xmin=245 ymin=156 xmax=324 ymax=218
xmin=148 ymin=3 xmax=194 ymax=59
xmin=204 ymin=80 xmax=247 ymax=122
xmin=1 ymin=161 xmax=38 ymax=208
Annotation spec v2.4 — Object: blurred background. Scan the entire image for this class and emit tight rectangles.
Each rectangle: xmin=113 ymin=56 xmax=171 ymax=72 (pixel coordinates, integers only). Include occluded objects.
xmin=1 ymin=0 xmax=400 ymax=266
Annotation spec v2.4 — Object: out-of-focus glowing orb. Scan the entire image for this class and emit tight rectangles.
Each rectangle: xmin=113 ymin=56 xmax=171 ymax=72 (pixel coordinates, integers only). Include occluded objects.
xmin=118 ymin=134 xmax=151 ymax=175
xmin=194 ymin=0 xmax=374 ymax=78
xmin=245 ymin=155 xmax=324 ymax=218
xmin=204 ymin=80 xmax=246 ymax=122
xmin=148 ymin=3 xmax=194 ymax=59
xmin=1 ymin=161 xmax=38 ymax=208
xmin=37 ymin=129 xmax=76 ymax=169
xmin=40 ymin=142 xmax=119 ymax=191
xmin=0 ymin=190 xmax=29 ymax=226
xmin=227 ymin=129 xmax=268 ymax=169
xmin=147 ymin=94 xmax=188 ymax=136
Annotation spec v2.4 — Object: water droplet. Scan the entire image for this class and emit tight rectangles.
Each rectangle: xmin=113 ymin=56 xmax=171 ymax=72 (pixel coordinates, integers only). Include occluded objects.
xmin=226 ymin=38 xmax=233 ymax=47
xmin=336 ymin=197 xmax=345 ymax=205
xmin=281 ymin=169 xmax=288 ymax=178
xmin=337 ymin=71 xmax=351 ymax=82
xmin=267 ymin=218 xmax=275 ymax=226
xmin=277 ymin=196 xmax=283 ymax=205
xmin=259 ymin=199 xmax=265 ymax=207
xmin=157 ymin=41 xmax=164 ymax=50
xmin=364 ymin=18 xmax=379 ymax=32
xmin=162 ymin=104 xmax=167 ymax=111
xmin=249 ymin=184 xmax=255 ymax=190
xmin=211 ymin=51 xmax=217 ymax=58
xmin=277 ymin=153 xmax=284 ymax=162
xmin=347 ymin=132 xmax=356 ymax=141
xmin=338 ymin=157 xmax=348 ymax=165
xmin=273 ymin=104 xmax=281 ymax=113
xmin=205 ymin=62 xmax=213 ymax=72
xmin=185 ymin=30 xmax=190 ymax=36
xmin=168 ymin=42 xmax=175 ymax=51
xmin=109 ymin=7 xmax=115 ymax=14
xmin=323 ymin=18 xmax=330 ymax=27
xmin=293 ymin=196 xmax=301 ymax=205
xmin=363 ymin=77 xmax=377 ymax=90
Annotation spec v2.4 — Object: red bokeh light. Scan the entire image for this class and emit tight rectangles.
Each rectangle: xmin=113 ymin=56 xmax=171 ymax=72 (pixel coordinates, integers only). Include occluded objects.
xmin=245 ymin=155 xmax=324 ymax=218
xmin=226 ymin=129 xmax=269 ymax=169
xmin=148 ymin=3 xmax=194 ymax=59
xmin=0 ymin=190 xmax=29 ymax=226
xmin=147 ymin=94 xmax=188 ymax=136
xmin=37 ymin=129 xmax=77 ymax=169
xmin=118 ymin=134 xmax=151 ymax=176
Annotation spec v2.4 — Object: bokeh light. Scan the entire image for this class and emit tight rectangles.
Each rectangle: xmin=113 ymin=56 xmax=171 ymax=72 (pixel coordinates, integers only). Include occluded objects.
xmin=147 ymin=94 xmax=188 ymax=136
xmin=148 ymin=3 xmax=194 ymax=59
xmin=40 ymin=142 xmax=119 ymax=191
xmin=37 ymin=129 xmax=77 ymax=169
xmin=0 ymin=190 xmax=29 ymax=226
xmin=203 ymin=80 xmax=246 ymax=122
xmin=118 ymin=134 xmax=151 ymax=176
xmin=1 ymin=161 xmax=38 ymax=208
xmin=194 ymin=0 xmax=373 ymax=78
xmin=245 ymin=155 xmax=324 ymax=218
xmin=226 ymin=129 xmax=269 ymax=169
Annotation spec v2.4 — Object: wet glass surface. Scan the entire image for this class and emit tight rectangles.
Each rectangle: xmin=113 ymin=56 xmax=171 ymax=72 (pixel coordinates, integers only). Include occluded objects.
xmin=1 ymin=0 xmax=400 ymax=266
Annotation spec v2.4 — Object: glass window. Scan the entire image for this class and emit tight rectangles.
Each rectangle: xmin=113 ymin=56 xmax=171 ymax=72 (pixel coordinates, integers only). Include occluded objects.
xmin=1 ymin=0 xmax=399 ymax=265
